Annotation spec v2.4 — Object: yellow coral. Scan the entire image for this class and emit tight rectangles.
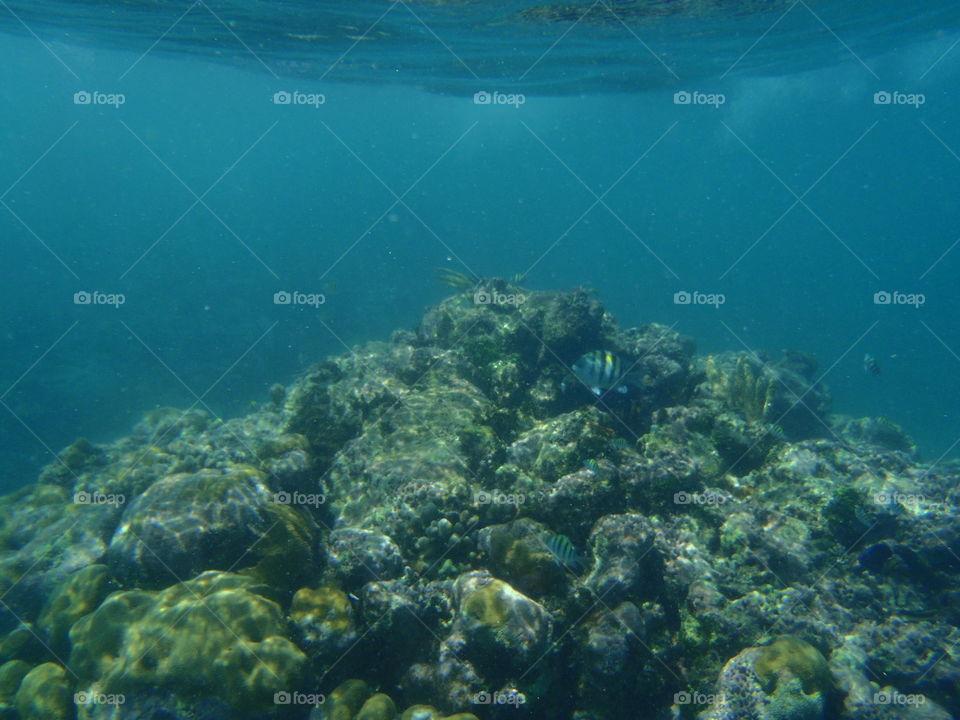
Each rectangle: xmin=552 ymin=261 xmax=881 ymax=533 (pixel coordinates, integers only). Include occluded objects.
xmin=321 ymin=678 xmax=372 ymax=719
xmin=356 ymin=692 xmax=397 ymax=720
xmin=753 ymin=636 xmax=834 ymax=696
xmin=13 ymin=663 xmax=71 ymax=720
xmin=291 ymin=586 xmax=354 ymax=636
xmin=37 ymin=564 xmax=114 ymax=656
xmin=69 ymin=571 xmax=307 ymax=712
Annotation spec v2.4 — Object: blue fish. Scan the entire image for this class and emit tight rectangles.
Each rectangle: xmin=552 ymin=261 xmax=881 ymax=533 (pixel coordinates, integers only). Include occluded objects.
xmin=570 ymin=350 xmax=630 ymax=396
xmin=858 ymin=542 xmax=892 ymax=573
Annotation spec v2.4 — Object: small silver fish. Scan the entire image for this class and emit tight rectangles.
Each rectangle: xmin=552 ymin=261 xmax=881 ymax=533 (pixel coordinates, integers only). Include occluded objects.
xmin=863 ymin=353 xmax=881 ymax=376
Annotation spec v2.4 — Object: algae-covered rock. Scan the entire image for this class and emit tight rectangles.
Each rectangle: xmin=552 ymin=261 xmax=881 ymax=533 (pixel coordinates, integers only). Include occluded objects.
xmin=291 ymin=585 xmax=358 ymax=664
xmin=248 ymin=500 xmax=320 ymax=591
xmin=478 ymin=518 xmax=565 ymax=597
xmin=617 ymin=322 xmax=695 ymax=406
xmin=454 ymin=571 xmax=553 ymax=675
xmin=0 ymin=660 xmax=30 ymax=703
xmin=585 ymin=513 xmax=663 ymax=605
xmin=356 ymin=693 xmax=397 ymax=720
xmin=315 ymin=678 xmax=371 ymax=719
xmin=754 ymin=636 xmax=834 ymax=697
xmin=505 ymin=407 xmax=614 ymax=482
xmin=323 ymin=379 xmax=491 ymax=529
xmin=621 ymin=426 xmax=722 ymax=513
xmin=0 ymin=484 xmax=118 ymax=622
xmin=37 ymin=564 xmax=115 ymax=656
xmin=832 ymin=415 xmax=918 ymax=458
xmin=358 ymin=579 xmax=437 ymax=671
xmin=69 ymin=571 xmax=308 ymax=715
xmin=107 ymin=467 xmax=317 ymax=588
xmin=700 ymin=636 xmax=835 ymax=720
xmin=416 ymin=280 xmax=587 ymax=402
xmin=326 ymin=529 xmax=404 ymax=588
xmin=0 ymin=625 xmax=44 ymax=666
xmin=399 ymin=705 xmax=479 ymax=720
xmin=13 ymin=663 xmax=71 ymax=720
xmin=284 ymin=348 xmax=406 ymax=467
xmin=37 ymin=437 xmax=108 ymax=487
xmin=575 ymin=601 xmax=653 ymax=715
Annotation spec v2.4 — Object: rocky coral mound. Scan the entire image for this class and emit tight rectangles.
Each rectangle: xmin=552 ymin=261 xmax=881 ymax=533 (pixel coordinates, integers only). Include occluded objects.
xmin=0 ymin=283 xmax=956 ymax=720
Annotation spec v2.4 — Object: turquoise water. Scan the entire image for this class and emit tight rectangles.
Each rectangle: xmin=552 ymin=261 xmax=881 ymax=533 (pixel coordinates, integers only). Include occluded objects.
xmin=0 ymin=3 xmax=958 ymax=484
xmin=2 ymin=4 xmax=960 ymax=719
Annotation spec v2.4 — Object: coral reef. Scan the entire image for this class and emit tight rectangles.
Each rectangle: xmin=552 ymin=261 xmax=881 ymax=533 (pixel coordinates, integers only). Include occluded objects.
xmin=2 ymin=284 xmax=956 ymax=720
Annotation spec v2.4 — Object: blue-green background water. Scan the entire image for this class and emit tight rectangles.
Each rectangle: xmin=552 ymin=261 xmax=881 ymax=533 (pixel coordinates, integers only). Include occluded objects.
xmin=2 ymin=1 xmax=959 ymax=487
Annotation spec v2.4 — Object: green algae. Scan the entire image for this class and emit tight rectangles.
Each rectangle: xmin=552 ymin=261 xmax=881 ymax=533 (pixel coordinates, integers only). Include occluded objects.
xmin=463 ymin=580 xmax=511 ymax=630
xmin=37 ymin=437 xmax=107 ymax=487
xmin=320 ymin=679 xmax=372 ymax=720
xmin=0 ymin=625 xmax=43 ymax=666
xmin=69 ymin=571 xmax=307 ymax=712
xmin=291 ymin=585 xmax=355 ymax=640
xmin=400 ymin=705 xmax=479 ymax=720
xmin=37 ymin=564 xmax=115 ymax=657
xmin=753 ymin=636 xmax=834 ymax=697
xmin=0 ymin=660 xmax=30 ymax=704
xmin=356 ymin=692 xmax=397 ymax=720
xmin=484 ymin=519 xmax=564 ymax=597
xmin=13 ymin=663 xmax=71 ymax=720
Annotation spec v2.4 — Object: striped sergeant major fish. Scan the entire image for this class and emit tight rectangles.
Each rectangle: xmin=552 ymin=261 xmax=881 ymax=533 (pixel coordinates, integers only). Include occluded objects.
xmin=545 ymin=533 xmax=582 ymax=573
xmin=863 ymin=353 xmax=881 ymax=376
xmin=570 ymin=350 xmax=632 ymax=396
